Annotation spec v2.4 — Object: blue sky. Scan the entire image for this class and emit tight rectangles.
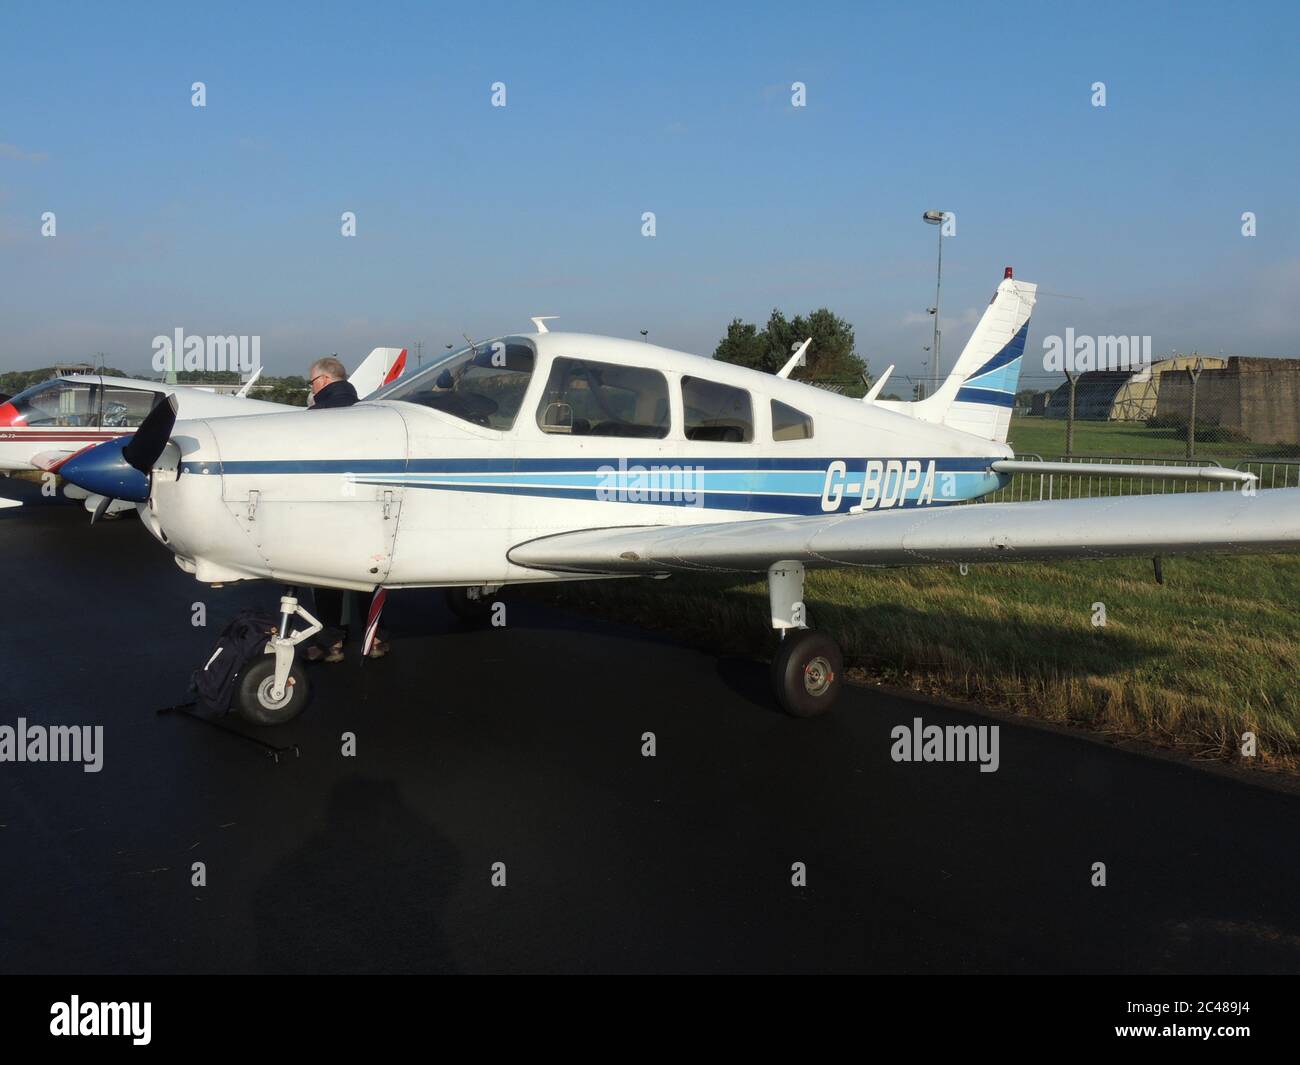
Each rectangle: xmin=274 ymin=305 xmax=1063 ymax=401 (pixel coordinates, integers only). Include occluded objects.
xmin=1 ymin=0 xmax=1296 ymax=386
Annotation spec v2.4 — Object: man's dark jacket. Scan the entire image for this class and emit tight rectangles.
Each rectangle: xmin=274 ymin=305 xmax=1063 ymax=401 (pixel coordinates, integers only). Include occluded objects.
xmin=310 ymin=380 xmax=359 ymax=409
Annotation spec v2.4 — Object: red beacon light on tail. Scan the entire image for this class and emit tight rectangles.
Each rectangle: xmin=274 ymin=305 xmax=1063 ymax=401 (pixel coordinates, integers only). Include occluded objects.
xmin=1004 ymin=266 xmax=1014 ymax=279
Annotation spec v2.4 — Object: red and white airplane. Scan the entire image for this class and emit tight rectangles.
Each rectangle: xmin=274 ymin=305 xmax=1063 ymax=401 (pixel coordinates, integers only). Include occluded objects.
xmin=0 ymin=347 xmax=407 ymax=514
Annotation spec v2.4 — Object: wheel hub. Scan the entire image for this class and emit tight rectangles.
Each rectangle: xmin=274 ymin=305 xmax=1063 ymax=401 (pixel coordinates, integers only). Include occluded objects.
xmin=803 ymin=656 xmax=834 ymax=697
xmin=257 ymin=675 xmax=295 ymax=710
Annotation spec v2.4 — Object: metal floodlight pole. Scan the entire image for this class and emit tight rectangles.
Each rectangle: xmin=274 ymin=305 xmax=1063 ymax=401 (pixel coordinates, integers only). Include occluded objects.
xmin=922 ymin=211 xmax=946 ymax=394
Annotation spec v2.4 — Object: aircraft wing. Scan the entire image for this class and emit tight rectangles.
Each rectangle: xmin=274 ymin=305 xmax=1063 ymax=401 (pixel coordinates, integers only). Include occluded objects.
xmin=31 ymin=448 xmax=90 ymax=473
xmin=507 ymin=488 xmax=1300 ymax=575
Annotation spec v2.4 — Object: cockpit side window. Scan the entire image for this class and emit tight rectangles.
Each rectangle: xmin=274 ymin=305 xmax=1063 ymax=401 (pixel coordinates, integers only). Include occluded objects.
xmin=374 ymin=339 xmax=536 ymax=431
xmin=536 ymin=358 xmax=670 ymax=438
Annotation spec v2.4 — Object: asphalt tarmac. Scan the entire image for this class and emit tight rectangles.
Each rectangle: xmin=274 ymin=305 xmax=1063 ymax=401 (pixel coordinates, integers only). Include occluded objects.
xmin=3 ymin=477 xmax=1299 ymax=974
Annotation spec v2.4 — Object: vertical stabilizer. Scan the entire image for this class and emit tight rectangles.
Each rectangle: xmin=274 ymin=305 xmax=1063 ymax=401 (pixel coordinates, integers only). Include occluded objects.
xmin=876 ymin=269 xmax=1036 ymax=442
xmin=351 ymin=347 xmax=408 ymax=399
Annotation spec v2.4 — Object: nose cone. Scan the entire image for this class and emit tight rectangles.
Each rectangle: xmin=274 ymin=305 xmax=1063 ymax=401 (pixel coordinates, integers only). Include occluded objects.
xmin=59 ymin=436 xmax=151 ymax=502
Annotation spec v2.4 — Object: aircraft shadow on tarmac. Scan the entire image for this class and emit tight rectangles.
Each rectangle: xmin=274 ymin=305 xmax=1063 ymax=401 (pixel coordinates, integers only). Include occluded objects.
xmin=252 ymin=777 xmax=462 ymax=974
xmin=493 ymin=590 xmax=1153 ymax=718
xmin=228 ymin=575 xmax=1154 ymax=723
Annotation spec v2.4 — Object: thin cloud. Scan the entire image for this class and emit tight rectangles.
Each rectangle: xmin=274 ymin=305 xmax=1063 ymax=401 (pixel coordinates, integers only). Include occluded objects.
xmin=0 ymin=142 xmax=49 ymax=163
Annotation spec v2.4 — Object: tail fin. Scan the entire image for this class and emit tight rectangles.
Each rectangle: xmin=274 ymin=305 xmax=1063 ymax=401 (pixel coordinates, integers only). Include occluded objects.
xmin=350 ymin=347 xmax=408 ymax=399
xmin=877 ymin=270 xmax=1036 ymax=443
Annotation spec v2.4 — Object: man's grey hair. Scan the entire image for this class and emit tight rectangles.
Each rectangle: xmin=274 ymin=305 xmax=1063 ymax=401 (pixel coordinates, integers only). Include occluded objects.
xmin=310 ymin=356 xmax=348 ymax=382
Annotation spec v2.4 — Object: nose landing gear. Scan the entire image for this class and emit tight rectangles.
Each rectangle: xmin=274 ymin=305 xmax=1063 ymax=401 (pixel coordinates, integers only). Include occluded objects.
xmin=767 ymin=561 xmax=843 ymax=717
xmin=233 ymin=587 xmax=321 ymax=726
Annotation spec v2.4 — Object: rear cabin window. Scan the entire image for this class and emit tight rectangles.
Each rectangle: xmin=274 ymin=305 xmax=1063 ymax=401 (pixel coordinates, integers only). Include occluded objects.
xmin=771 ymin=400 xmax=814 ymax=441
xmin=682 ymin=377 xmax=753 ymax=442
xmin=537 ymin=357 xmax=670 ymax=438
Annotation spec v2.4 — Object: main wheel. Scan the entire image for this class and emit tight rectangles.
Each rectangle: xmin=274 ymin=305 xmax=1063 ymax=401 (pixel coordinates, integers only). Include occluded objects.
xmin=234 ymin=656 xmax=311 ymax=726
xmin=444 ymin=586 xmax=498 ymax=624
xmin=771 ymin=630 xmax=843 ymax=718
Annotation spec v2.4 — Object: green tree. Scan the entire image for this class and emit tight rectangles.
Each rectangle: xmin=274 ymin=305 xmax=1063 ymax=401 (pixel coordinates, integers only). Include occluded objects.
xmin=713 ymin=308 xmax=870 ymax=394
xmin=713 ymin=319 xmax=768 ymax=371
xmin=260 ymin=375 xmax=309 ymax=406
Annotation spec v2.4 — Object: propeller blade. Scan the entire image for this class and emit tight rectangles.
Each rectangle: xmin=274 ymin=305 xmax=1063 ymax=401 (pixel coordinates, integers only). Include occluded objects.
xmin=90 ymin=494 xmax=113 ymax=524
xmin=121 ymin=393 xmax=178 ymax=475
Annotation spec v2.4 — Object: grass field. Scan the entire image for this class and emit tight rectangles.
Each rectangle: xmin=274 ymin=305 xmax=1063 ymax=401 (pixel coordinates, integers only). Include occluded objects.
xmin=532 ymin=552 xmax=1300 ymax=773
xmin=1008 ymin=415 xmax=1300 ymax=463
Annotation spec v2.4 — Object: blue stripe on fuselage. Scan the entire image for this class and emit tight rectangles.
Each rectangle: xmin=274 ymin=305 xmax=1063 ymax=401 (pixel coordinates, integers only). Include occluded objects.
xmin=183 ymin=455 xmax=1001 ymax=475
xmin=183 ymin=455 xmax=1009 ymax=514
xmin=347 ymin=479 xmax=990 ymax=514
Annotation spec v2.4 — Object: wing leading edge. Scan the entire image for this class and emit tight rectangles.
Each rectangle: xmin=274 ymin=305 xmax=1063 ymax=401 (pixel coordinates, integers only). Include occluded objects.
xmin=507 ymin=488 xmax=1300 ymax=575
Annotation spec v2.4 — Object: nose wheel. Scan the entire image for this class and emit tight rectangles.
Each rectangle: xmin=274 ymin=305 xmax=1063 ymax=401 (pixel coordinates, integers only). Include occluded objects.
xmin=767 ymin=561 xmax=843 ymax=717
xmin=235 ymin=656 xmax=311 ymax=726
xmin=233 ymin=587 xmax=321 ymax=726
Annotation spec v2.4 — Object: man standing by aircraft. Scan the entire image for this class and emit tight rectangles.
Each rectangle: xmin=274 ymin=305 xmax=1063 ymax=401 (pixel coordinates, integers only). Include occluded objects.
xmin=307 ymin=356 xmax=360 ymax=409
xmin=304 ymin=356 xmax=390 ymax=659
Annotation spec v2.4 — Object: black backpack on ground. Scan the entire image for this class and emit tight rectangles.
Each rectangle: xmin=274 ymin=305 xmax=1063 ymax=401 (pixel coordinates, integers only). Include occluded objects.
xmin=190 ymin=610 xmax=280 ymax=719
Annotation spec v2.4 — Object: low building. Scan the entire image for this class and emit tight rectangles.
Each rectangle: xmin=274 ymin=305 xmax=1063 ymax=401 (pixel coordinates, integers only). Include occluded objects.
xmin=1045 ymin=355 xmax=1228 ymax=422
xmin=1156 ymin=356 xmax=1300 ymax=445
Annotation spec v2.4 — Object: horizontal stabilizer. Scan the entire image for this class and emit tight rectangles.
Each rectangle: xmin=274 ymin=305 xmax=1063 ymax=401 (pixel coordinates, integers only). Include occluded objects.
xmin=991 ymin=460 xmax=1255 ymax=484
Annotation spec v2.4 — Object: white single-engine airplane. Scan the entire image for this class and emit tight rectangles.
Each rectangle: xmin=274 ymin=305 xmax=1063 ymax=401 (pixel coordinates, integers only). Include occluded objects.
xmin=0 ymin=347 xmax=407 ymax=517
xmin=57 ymin=270 xmax=1294 ymax=722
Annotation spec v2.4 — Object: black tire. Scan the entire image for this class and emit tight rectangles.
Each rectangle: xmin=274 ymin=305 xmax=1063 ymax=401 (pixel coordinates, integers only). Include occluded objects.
xmin=771 ymin=630 xmax=843 ymax=718
xmin=233 ymin=656 xmax=311 ymax=726
xmin=444 ymin=586 xmax=498 ymax=624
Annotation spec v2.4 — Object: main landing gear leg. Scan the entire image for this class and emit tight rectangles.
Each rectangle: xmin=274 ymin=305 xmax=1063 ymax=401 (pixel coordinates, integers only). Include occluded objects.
xmin=445 ymin=584 xmax=502 ymax=625
xmin=233 ymin=586 xmax=323 ymax=726
xmin=767 ymin=561 xmax=843 ymax=717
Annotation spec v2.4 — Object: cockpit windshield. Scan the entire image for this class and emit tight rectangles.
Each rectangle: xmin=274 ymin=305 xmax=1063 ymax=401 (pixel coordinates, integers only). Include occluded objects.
xmin=6 ymin=378 xmax=99 ymax=427
xmin=2 ymin=378 xmax=164 ymax=428
xmin=369 ymin=338 xmax=535 ymax=431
